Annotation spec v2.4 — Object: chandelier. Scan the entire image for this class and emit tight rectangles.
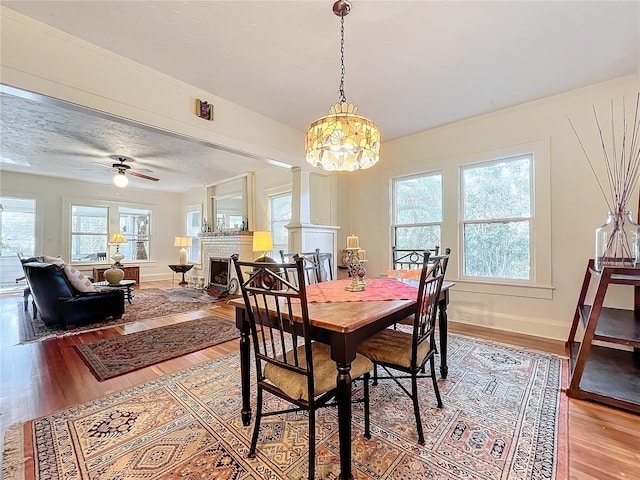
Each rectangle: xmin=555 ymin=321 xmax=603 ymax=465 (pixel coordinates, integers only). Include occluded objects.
xmin=305 ymin=0 xmax=380 ymax=171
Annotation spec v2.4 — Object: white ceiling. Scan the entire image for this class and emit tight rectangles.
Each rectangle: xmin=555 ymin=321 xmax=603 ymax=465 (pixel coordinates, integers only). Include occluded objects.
xmin=1 ymin=1 xmax=639 ymax=192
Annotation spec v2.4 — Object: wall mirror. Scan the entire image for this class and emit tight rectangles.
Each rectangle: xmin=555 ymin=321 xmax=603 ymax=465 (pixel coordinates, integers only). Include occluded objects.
xmin=215 ymin=194 xmax=244 ymax=230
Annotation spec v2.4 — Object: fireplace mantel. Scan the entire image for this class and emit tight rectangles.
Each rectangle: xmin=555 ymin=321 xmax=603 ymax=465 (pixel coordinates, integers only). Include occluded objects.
xmin=200 ymin=232 xmax=253 ymax=287
xmin=199 ymin=231 xmax=253 ymax=238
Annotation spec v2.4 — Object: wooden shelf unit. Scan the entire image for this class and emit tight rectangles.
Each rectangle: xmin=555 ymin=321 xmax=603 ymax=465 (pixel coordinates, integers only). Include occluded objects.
xmin=566 ymin=259 xmax=640 ymax=413
xmin=92 ymin=265 xmax=140 ymax=285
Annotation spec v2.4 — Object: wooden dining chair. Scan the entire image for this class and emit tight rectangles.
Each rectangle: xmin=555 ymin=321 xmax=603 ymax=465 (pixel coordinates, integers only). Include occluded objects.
xmin=231 ymin=254 xmax=373 ymax=480
xmin=279 ymin=249 xmax=323 ymax=286
xmin=357 ymin=262 xmax=445 ymax=445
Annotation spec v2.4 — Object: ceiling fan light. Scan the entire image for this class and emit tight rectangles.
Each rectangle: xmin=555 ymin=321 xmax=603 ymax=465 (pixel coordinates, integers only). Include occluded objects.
xmin=113 ymin=172 xmax=128 ymax=187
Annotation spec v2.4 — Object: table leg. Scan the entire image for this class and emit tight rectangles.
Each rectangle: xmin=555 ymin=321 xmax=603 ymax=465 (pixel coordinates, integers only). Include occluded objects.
xmin=126 ymin=286 xmax=133 ymax=304
xmin=237 ymin=309 xmax=252 ymax=426
xmin=438 ymin=293 xmax=449 ymax=378
xmin=179 ymin=272 xmax=188 ymax=286
xmin=336 ymin=362 xmax=353 ymax=480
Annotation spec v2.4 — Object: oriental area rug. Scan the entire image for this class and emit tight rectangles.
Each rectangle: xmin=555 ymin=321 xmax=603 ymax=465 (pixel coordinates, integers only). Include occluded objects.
xmin=2 ymin=334 xmax=568 ymax=480
xmin=75 ymin=316 xmax=239 ymax=381
xmin=19 ymin=288 xmax=213 ymax=343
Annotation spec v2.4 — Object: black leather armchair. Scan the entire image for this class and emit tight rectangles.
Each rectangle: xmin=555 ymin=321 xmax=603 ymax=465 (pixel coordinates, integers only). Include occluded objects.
xmin=23 ymin=262 xmax=124 ymax=329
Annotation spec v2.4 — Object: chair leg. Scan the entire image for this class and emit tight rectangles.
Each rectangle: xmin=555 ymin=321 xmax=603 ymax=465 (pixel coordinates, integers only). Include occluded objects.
xmin=23 ymin=287 xmax=30 ymax=311
xmin=430 ymin=356 xmax=443 ymax=408
xmin=364 ymin=372 xmax=371 ymax=440
xmin=411 ymin=373 xmax=425 ymax=445
xmin=372 ymin=364 xmax=378 ymax=386
xmin=308 ymin=409 xmax=316 ymax=480
xmin=248 ymin=388 xmax=263 ymax=457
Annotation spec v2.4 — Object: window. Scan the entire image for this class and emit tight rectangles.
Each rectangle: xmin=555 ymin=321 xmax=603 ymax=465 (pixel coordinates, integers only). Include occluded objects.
xmin=0 ymin=196 xmax=36 ymax=257
xmin=270 ymin=192 xmax=292 ymax=254
xmin=186 ymin=206 xmax=202 ymax=263
xmin=392 ymin=172 xmax=442 ymax=249
xmin=71 ymin=205 xmax=108 ymax=261
xmin=67 ymin=201 xmax=155 ymax=264
xmin=119 ymin=207 xmax=151 ymax=261
xmin=387 ymin=140 xmax=550 ymax=297
xmin=461 ymin=155 xmax=532 ymax=281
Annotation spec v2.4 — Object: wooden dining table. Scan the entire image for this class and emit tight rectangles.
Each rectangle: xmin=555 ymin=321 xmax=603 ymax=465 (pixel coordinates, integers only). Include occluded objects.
xmin=229 ymin=277 xmax=454 ymax=480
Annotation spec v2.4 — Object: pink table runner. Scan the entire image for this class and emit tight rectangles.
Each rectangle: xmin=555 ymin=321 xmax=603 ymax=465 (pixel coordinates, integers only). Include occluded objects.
xmin=305 ymin=278 xmax=418 ymax=303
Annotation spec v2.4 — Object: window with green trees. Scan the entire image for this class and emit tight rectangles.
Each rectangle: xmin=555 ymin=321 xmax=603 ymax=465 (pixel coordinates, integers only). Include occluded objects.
xmin=461 ymin=155 xmax=532 ymax=280
xmin=392 ymin=172 xmax=442 ymax=249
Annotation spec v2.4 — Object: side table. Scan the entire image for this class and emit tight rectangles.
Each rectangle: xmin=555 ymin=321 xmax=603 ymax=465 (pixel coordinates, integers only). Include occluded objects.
xmin=169 ymin=264 xmax=194 ymax=286
xmin=93 ymin=279 xmax=136 ymax=304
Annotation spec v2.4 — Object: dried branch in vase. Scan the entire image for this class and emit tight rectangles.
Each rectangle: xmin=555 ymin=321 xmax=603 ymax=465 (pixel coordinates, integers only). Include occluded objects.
xmin=569 ymin=94 xmax=640 ymax=269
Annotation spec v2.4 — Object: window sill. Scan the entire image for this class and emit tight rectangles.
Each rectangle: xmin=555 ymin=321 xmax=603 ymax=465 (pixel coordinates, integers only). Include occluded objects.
xmin=451 ymin=279 xmax=554 ymax=299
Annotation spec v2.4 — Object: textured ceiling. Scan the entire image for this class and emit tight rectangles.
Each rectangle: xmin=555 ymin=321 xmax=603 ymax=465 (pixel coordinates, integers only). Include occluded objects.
xmin=1 ymin=1 xmax=639 ymax=192
xmin=0 ymin=89 xmax=279 ymax=193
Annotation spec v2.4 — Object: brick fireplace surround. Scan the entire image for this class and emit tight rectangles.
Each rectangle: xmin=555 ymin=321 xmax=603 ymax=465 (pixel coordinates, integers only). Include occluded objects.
xmin=199 ymin=231 xmax=253 ymax=287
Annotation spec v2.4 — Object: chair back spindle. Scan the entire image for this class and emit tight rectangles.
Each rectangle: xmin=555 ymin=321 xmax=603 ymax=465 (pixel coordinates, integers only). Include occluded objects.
xmin=279 ymin=250 xmax=323 ymax=286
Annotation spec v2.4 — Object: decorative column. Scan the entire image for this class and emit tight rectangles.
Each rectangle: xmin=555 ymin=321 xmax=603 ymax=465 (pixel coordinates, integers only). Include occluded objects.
xmin=286 ymin=167 xmax=340 ymax=279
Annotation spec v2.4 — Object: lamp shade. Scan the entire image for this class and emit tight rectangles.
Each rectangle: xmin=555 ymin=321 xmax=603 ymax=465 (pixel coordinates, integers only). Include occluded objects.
xmin=109 ymin=233 xmax=128 ymax=244
xmin=306 ymin=102 xmax=380 ymax=171
xmin=174 ymin=236 xmax=193 ymax=247
xmin=252 ymin=231 xmax=273 ymax=253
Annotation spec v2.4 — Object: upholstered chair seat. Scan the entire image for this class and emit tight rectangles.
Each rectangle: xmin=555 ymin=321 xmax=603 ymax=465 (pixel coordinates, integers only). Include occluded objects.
xmin=357 ymin=328 xmax=431 ymax=370
xmin=265 ymin=342 xmax=373 ymax=401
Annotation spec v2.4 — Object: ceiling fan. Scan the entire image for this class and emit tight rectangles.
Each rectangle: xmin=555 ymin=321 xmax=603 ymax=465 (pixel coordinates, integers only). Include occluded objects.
xmin=93 ymin=155 xmax=160 ymax=187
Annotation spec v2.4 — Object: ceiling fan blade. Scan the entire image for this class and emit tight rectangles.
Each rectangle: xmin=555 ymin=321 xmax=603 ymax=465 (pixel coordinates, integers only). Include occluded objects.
xmin=129 ymin=170 xmax=160 ymax=182
xmin=90 ymin=161 xmax=115 ymax=170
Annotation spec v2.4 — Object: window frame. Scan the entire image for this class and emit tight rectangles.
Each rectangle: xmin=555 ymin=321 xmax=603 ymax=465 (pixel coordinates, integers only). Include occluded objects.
xmin=70 ymin=204 xmax=109 ymax=263
xmin=185 ymin=204 xmax=202 ymax=264
xmin=268 ymin=190 xmax=292 ymax=255
xmin=63 ymin=197 xmax=157 ymax=265
xmin=460 ymin=154 xmax=533 ymax=283
xmin=385 ymin=139 xmax=552 ymax=299
xmin=391 ymin=170 xmax=443 ymax=250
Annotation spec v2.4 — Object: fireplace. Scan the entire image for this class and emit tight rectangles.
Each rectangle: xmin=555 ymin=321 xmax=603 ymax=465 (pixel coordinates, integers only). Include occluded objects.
xmin=199 ymin=231 xmax=253 ymax=292
xmin=209 ymin=257 xmax=231 ymax=289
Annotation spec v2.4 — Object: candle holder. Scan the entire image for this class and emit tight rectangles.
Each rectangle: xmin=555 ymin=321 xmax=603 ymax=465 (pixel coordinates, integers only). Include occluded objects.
xmin=344 ymin=248 xmax=367 ymax=292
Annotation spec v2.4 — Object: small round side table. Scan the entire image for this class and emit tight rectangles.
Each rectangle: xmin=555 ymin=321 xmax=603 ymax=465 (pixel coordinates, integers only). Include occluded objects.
xmin=168 ymin=264 xmax=194 ymax=286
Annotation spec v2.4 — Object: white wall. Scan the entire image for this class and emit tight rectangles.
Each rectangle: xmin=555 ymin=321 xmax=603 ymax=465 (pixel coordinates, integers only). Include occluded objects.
xmin=344 ymin=75 xmax=640 ymax=340
xmin=254 ymin=168 xmax=294 ymax=232
xmin=0 ymin=7 xmax=304 ymax=169
xmin=1 ymin=171 xmax=183 ymax=282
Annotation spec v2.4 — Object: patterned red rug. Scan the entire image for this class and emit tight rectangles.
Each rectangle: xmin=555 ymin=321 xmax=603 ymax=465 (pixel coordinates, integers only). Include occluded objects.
xmin=19 ymin=288 xmax=214 ymax=343
xmin=74 ymin=316 xmax=239 ymax=381
xmin=3 ymin=334 xmax=568 ymax=480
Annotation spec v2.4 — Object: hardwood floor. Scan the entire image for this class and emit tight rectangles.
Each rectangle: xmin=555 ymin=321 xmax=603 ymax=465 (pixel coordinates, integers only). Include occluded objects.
xmin=1 ymin=280 xmax=638 ymax=479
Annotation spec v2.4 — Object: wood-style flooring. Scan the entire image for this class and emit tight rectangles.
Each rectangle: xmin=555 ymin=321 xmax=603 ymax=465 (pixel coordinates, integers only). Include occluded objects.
xmin=1 ymin=280 xmax=638 ymax=479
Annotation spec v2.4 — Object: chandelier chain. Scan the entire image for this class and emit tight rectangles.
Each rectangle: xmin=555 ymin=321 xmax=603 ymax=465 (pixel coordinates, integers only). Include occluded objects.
xmin=338 ymin=15 xmax=346 ymax=104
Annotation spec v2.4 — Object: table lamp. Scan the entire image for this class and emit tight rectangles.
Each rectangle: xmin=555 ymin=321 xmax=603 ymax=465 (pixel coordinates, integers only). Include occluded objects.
xmin=252 ymin=231 xmax=274 ymax=262
xmin=174 ymin=236 xmax=193 ymax=265
xmin=108 ymin=232 xmax=128 ymax=267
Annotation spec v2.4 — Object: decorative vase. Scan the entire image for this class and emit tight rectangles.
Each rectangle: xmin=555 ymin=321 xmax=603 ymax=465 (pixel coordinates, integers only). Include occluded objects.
xmin=595 ymin=211 xmax=639 ymax=270
xmin=104 ymin=266 xmax=125 ymax=284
